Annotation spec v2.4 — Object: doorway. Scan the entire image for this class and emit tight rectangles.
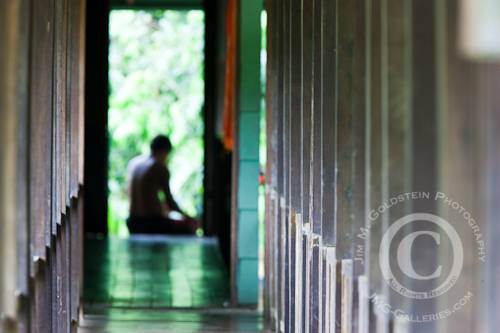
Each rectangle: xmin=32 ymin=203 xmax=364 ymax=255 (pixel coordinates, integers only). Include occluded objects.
xmin=83 ymin=7 xmax=232 ymax=312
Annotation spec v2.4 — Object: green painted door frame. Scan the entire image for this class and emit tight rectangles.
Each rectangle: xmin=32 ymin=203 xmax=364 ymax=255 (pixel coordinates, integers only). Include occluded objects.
xmin=232 ymin=0 xmax=262 ymax=305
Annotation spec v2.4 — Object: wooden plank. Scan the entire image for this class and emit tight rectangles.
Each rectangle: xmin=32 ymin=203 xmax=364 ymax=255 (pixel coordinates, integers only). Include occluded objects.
xmin=321 ymin=0 xmax=337 ymax=247
xmin=274 ymin=0 xmax=284 ymax=324
xmin=30 ymin=0 xmax=55 ymax=260
xmin=282 ymin=0 xmax=291 ymax=326
xmin=303 ymin=223 xmax=311 ymax=333
xmin=336 ymin=0 xmax=356 ymax=259
xmin=0 ymin=0 xmax=24 ymax=325
xmin=78 ymin=0 xmax=86 ymax=186
xmin=384 ymin=0 xmax=413 ymax=319
xmin=374 ymin=296 xmax=390 ymax=333
xmin=301 ymin=0 xmax=313 ymax=225
xmin=309 ymin=234 xmax=322 ymax=333
xmin=288 ymin=211 xmax=296 ymax=332
xmin=32 ymin=260 xmax=51 ymax=333
xmin=368 ymin=0 xmax=384 ymax=298
xmin=269 ymin=193 xmax=278 ymax=327
xmin=53 ymin=0 xmax=68 ymax=229
xmin=14 ymin=0 xmax=32 ymax=306
xmin=408 ymin=1 xmax=438 ymax=329
xmin=70 ymin=202 xmax=80 ymax=324
xmin=351 ymin=0 xmax=367 ymax=277
xmin=69 ymin=0 xmax=82 ymax=198
xmin=357 ymin=275 xmax=369 ymax=333
xmin=294 ymin=214 xmax=303 ymax=331
xmin=289 ymin=0 xmax=302 ymax=324
xmin=480 ymin=63 xmax=500 ymax=333
xmin=335 ymin=260 xmax=342 ymax=332
xmin=289 ymin=0 xmax=302 ymax=211
xmin=310 ymin=0 xmax=323 ymax=235
xmin=279 ymin=197 xmax=286 ymax=332
xmin=50 ymin=238 xmax=57 ymax=332
xmin=320 ymin=246 xmax=327 ymax=331
xmin=435 ymin=0 xmax=482 ymax=331
xmin=341 ymin=259 xmax=353 ymax=333
xmin=324 ymin=247 xmax=336 ymax=333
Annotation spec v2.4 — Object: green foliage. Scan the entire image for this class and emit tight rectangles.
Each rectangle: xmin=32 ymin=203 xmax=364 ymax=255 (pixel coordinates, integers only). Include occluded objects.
xmin=108 ymin=10 xmax=205 ymax=236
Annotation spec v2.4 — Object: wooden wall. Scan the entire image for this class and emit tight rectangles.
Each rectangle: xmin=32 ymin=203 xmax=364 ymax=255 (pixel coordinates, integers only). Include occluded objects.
xmin=0 ymin=0 xmax=86 ymax=332
xmin=264 ymin=0 xmax=500 ymax=332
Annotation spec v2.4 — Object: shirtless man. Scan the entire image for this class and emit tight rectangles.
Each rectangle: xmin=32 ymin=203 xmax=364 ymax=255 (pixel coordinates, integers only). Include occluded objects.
xmin=126 ymin=135 xmax=198 ymax=234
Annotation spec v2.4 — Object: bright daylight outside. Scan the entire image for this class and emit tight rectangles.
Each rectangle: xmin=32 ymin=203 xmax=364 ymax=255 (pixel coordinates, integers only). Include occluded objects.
xmin=107 ymin=10 xmax=205 ymax=236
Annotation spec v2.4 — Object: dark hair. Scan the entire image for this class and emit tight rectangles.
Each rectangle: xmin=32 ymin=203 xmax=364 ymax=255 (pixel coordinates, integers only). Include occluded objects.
xmin=150 ymin=135 xmax=172 ymax=154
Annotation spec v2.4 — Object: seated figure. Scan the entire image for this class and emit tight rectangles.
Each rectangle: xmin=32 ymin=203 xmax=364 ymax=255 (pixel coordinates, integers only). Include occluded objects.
xmin=126 ymin=135 xmax=198 ymax=234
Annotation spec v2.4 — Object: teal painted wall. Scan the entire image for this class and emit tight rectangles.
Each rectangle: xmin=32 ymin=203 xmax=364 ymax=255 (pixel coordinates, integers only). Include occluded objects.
xmin=236 ymin=0 xmax=261 ymax=305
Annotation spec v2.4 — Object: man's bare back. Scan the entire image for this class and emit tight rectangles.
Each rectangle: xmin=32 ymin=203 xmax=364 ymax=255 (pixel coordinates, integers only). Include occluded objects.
xmin=128 ymin=154 xmax=174 ymax=218
xmin=126 ymin=135 xmax=197 ymax=234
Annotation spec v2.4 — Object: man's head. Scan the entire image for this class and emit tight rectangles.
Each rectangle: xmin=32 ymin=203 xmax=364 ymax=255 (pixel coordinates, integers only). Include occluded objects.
xmin=151 ymin=135 xmax=172 ymax=163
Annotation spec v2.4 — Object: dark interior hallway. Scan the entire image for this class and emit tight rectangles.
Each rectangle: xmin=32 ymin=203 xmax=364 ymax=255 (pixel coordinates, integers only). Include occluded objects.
xmin=3 ymin=0 xmax=500 ymax=332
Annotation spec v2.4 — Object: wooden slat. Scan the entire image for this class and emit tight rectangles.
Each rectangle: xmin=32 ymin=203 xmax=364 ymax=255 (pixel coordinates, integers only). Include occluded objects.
xmin=352 ymin=0 xmax=367 ymax=277
xmin=282 ymin=0 xmax=291 ymax=327
xmin=275 ymin=0 xmax=284 ymax=324
xmin=279 ymin=196 xmax=286 ymax=332
xmin=480 ymin=63 xmax=500 ymax=333
xmin=436 ymin=0 xmax=482 ymax=331
xmin=341 ymin=259 xmax=353 ymax=333
xmin=336 ymin=0 xmax=356 ymax=259
xmin=310 ymin=0 xmax=323 ymax=235
xmin=303 ymin=223 xmax=311 ymax=333
xmin=408 ymin=1 xmax=438 ymax=329
xmin=294 ymin=214 xmax=303 ymax=331
xmin=69 ymin=0 xmax=82 ymax=198
xmin=324 ymin=247 xmax=336 ymax=333
xmin=309 ymin=234 xmax=321 ymax=333
xmin=357 ymin=275 xmax=369 ymax=333
xmin=301 ymin=0 xmax=313 ymax=226
xmin=321 ymin=0 xmax=337 ymax=247
xmin=384 ymin=0 xmax=413 ymax=319
xmin=30 ymin=0 xmax=55 ymax=260
xmin=368 ymin=0 xmax=384 ymax=299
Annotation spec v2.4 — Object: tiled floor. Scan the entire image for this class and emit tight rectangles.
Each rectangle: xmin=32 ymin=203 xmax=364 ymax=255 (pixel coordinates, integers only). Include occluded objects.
xmin=81 ymin=235 xmax=269 ymax=332
xmin=83 ymin=235 xmax=230 ymax=308
xmin=78 ymin=308 xmax=269 ymax=332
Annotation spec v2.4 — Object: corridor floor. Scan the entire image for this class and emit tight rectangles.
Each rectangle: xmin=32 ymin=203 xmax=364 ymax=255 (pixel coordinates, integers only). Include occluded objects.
xmin=80 ymin=235 xmax=268 ymax=332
